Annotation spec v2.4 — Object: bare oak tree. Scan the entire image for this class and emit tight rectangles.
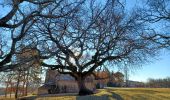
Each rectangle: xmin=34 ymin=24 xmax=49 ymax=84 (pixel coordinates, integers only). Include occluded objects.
xmin=30 ymin=0 xmax=169 ymax=95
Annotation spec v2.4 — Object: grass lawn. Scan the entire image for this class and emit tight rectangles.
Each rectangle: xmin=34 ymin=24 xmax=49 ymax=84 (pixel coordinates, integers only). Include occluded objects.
xmin=1 ymin=88 xmax=170 ymax=100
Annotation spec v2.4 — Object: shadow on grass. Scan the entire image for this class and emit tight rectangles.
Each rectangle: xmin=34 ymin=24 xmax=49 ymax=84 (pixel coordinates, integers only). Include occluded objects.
xmin=76 ymin=89 xmax=124 ymax=100
xmin=106 ymin=89 xmax=124 ymax=100
xmin=111 ymin=92 xmax=124 ymax=100
xmin=17 ymin=96 xmax=37 ymax=100
xmin=17 ymin=89 xmax=124 ymax=100
xmin=76 ymin=95 xmax=109 ymax=100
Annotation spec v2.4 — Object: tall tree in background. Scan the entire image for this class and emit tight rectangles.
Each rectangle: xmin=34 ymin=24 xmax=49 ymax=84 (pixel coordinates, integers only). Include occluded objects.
xmin=14 ymin=46 xmax=42 ymax=98
xmin=0 ymin=0 xmax=49 ymax=69
xmin=0 ymin=46 xmax=42 ymax=99
xmin=0 ymin=0 xmax=85 ymax=71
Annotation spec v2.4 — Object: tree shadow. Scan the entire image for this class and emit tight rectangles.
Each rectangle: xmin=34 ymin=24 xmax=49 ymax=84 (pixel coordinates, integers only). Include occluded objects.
xmin=17 ymin=96 xmax=37 ymax=100
xmin=111 ymin=92 xmax=124 ymax=100
xmin=107 ymin=89 xmax=124 ymax=100
xmin=76 ymin=95 xmax=109 ymax=100
xmin=76 ymin=89 xmax=124 ymax=100
xmin=18 ymin=89 xmax=124 ymax=100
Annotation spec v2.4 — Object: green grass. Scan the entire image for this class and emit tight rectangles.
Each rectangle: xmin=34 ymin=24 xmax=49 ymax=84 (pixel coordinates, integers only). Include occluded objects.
xmin=1 ymin=88 xmax=170 ymax=100
xmin=95 ymin=88 xmax=170 ymax=100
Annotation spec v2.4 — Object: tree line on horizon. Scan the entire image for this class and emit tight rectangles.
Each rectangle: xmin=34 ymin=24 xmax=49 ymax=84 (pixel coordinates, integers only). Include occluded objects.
xmin=146 ymin=77 xmax=170 ymax=88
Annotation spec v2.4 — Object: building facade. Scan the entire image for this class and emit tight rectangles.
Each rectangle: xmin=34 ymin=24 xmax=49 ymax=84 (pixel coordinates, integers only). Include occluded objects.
xmin=38 ymin=70 xmax=95 ymax=94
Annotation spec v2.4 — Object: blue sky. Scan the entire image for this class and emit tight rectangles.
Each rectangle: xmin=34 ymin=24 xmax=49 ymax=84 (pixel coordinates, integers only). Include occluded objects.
xmin=125 ymin=0 xmax=170 ymax=82
xmin=129 ymin=51 xmax=170 ymax=82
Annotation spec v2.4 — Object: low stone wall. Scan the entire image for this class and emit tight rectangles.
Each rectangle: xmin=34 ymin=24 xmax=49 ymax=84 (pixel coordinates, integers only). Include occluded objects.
xmin=37 ymin=85 xmax=49 ymax=95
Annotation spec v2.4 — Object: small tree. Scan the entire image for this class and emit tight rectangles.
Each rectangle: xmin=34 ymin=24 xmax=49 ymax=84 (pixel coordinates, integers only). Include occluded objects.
xmin=14 ymin=46 xmax=42 ymax=97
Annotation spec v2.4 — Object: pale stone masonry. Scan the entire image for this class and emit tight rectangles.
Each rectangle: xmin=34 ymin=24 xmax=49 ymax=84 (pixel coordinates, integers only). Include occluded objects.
xmin=38 ymin=70 xmax=95 ymax=94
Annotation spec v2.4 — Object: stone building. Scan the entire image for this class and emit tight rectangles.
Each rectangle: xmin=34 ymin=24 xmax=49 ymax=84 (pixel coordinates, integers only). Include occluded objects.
xmin=38 ymin=70 xmax=95 ymax=94
xmin=38 ymin=69 xmax=124 ymax=94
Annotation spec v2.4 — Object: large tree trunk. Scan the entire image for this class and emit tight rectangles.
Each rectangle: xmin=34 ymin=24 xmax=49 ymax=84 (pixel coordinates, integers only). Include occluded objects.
xmin=77 ymin=76 xmax=93 ymax=95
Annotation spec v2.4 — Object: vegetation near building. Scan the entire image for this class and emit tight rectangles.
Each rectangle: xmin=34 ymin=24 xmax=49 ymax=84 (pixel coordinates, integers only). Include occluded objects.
xmin=0 ymin=47 xmax=42 ymax=98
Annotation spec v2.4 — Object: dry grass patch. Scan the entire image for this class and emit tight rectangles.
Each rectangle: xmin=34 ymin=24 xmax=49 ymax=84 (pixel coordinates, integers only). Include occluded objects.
xmin=1 ymin=88 xmax=170 ymax=100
